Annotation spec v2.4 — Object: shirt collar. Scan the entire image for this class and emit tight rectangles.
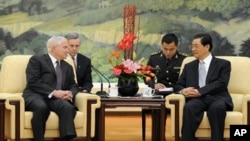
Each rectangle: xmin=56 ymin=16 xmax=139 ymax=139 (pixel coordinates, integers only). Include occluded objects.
xmin=200 ymin=53 xmax=212 ymax=65
xmin=71 ymin=54 xmax=77 ymax=60
xmin=48 ymin=53 xmax=58 ymax=67
xmin=161 ymin=51 xmax=178 ymax=60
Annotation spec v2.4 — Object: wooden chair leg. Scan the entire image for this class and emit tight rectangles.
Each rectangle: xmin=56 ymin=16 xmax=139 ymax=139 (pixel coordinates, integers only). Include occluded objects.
xmin=0 ymin=99 xmax=5 ymax=141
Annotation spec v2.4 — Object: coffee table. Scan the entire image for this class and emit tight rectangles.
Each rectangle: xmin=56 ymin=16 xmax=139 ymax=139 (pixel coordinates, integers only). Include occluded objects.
xmin=93 ymin=96 xmax=166 ymax=141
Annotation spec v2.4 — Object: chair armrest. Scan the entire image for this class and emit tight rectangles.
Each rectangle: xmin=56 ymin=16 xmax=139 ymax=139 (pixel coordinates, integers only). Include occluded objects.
xmin=165 ymin=93 xmax=185 ymax=140
xmin=74 ymin=93 xmax=101 ymax=111
xmin=0 ymin=93 xmax=24 ymax=139
xmin=165 ymin=93 xmax=185 ymax=109
xmin=74 ymin=93 xmax=101 ymax=138
xmin=242 ymin=94 xmax=250 ymax=124
xmin=165 ymin=93 xmax=185 ymax=123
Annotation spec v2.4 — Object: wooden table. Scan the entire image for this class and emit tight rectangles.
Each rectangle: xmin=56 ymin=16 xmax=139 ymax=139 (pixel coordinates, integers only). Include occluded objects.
xmin=93 ymin=96 xmax=166 ymax=141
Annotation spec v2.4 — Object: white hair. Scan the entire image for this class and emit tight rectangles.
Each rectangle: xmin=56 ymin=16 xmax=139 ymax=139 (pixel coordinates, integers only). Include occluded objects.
xmin=47 ymin=36 xmax=67 ymax=52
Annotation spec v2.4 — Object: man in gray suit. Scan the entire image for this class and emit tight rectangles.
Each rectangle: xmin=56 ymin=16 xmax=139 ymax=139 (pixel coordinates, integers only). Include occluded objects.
xmin=23 ymin=36 xmax=78 ymax=141
xmin=174 ymin=33 xmax=233 ymax=141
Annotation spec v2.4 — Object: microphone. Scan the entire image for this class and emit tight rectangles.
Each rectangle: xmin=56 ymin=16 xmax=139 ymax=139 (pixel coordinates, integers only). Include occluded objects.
xmin=146 ymin=65 xmax=160 ymax=88
xmin=154 ymin=65 xmax=160 ymax=85
xmin=91 ymin=65 xmax=111 ymax=96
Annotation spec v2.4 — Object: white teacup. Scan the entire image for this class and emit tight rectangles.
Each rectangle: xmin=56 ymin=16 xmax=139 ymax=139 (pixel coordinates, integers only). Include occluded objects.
xmin=109 ymin=86 xmax=118 ymax=97
xmin=142 ymin=87 xmax=155 ymax=97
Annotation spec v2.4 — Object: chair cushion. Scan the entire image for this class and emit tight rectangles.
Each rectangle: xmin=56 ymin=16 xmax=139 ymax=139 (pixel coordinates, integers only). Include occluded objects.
xmin=198 ymin=111 xmax=243 ymax=129
xmin=0 ymin=55 xmax=31 ymax=93
xmin=231 ymin=93 xmax=244 ymax=112
xmin=24 ymin=111 xmax=84 ymax=129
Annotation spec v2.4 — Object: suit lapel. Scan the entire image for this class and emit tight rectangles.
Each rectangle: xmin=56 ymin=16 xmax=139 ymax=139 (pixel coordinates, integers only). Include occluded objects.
xmin=158 ymin=53 xmax=168 ymax=70
xmin=45 ymin=54 xmax=56 ymax=76
xmin=76 ymin=54 xmax=80 ymax=73
xmin=206 ymin=57 xmax=217 ymax=83
xmin=45 ymin=54 xmax=66 ymax=88
xmin=193 ymin=60 xmax=199 ymax=86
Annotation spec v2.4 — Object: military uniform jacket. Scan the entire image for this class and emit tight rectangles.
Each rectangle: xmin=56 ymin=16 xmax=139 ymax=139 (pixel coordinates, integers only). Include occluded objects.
xmin=147 ymin=51 xmax=186 ymax=87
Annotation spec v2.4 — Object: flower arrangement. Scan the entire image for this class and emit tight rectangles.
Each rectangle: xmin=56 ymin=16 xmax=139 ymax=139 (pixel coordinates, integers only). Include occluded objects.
xmin=107 ymin=5 xmax=155 ymax=86
xmin=107 ymin=5 xmax=155 ymax=96
xmin=108 ymin=5 xmax=155 ymax=96
xmin=108 ymin=49 xmax=155 ymax=84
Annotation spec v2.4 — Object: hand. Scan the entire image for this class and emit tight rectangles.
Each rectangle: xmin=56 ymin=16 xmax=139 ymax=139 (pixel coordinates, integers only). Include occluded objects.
xmin=61 ymin=91 xmax=73 ymax=101
xmin=181 ymin=87 xmax=201 ymax=98
xmin=53 ymin=90 xmax=73 ymax=100
xmin=154 ymin=83 xmax=166 ymax=90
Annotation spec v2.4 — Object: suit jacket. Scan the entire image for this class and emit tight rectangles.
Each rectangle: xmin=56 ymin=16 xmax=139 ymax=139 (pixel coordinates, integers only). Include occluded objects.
xmin=147 ymin=51 xmax=186 ymax=87
xmin=75 ymin=53 xmax=93 ymax=92
xmin=174 ymin=56 xmax=233 ymax=110
xmin=23 ymin=54 xmax=78 ymax=105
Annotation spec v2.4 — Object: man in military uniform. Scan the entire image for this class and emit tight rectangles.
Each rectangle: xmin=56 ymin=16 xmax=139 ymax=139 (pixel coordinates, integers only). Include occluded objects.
xmin=141 ymin=33 xmax=186 ymax=141
xmin=147 ymin=33 xmax=186 ymax=90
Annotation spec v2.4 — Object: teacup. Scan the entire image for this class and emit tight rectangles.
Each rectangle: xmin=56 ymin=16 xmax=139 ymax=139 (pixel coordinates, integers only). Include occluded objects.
xmin=109 ymin=86 xmax=118 ymax=97
xmin=142 ymin=87 xmax=155 ymax=97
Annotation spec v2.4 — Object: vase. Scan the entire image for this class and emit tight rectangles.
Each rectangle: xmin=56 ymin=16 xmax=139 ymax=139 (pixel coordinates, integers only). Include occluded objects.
xmin=117 ymin=78 xmax=139 ymax=97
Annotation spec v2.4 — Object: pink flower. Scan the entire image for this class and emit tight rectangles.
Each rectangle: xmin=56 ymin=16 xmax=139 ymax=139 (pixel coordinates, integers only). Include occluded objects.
xmin=122 ymin=59 xmax=141 ymax=73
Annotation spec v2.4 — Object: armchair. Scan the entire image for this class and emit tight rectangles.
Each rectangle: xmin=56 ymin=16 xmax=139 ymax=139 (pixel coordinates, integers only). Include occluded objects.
xmin=165 ymin=56 xmax=250 ymax=141
xmin=0 ymin=55 xmax=101 ymax=141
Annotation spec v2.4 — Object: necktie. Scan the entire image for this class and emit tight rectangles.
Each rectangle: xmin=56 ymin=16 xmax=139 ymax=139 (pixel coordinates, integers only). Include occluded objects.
xmin=55 ymin=61 xmax=62 ymax=90
xmin=166 ymin=58 xmax=170 ymax=66
xmin=72 ymin=56 xmax=77 ymax=70
xmin=199 ymin=61 xmax=206 ymax=87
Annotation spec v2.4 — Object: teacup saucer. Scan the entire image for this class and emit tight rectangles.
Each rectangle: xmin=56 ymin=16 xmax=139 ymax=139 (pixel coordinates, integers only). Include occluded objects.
xmin=107 ymin=95 xmax=120 ymax=98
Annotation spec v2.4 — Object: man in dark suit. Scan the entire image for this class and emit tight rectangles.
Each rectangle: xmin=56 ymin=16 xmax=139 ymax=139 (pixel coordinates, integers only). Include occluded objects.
xmin=23 ymin=36 xmax=78 ymax=141
xmin=147 ymin=33 xmax=186 ymax=90
xmin=64 ymin=33 xmax=93 ymax=93
xmin=174 ymin=33 xmax=233 ymax=141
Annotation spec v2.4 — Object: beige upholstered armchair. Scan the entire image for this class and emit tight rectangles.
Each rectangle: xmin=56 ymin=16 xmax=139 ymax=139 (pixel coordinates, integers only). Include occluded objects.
xmin=0 ymin=55 xmax=101 ymax=141
xmin=165 ymin=56 xmax=250 ymax=141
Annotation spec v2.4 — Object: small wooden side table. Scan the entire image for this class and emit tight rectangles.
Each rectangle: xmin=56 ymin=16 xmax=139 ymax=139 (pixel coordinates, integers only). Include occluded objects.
xmin=93 ymin=96 xmax=166 ymax=141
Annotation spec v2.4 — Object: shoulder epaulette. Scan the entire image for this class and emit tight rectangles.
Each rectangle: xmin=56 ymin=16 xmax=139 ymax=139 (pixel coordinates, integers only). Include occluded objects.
xmin=179 ymin=52 xmax=189 ymax=57
xmin=150 ymin=51 xmax=161 ymax=56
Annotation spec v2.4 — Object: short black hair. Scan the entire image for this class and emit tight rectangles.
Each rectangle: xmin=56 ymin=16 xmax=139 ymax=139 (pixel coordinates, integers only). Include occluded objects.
xmin=193 ymin=33 xmax=213 ymax=51
xmin=161 ymin=33 xmax=178 ymax=46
